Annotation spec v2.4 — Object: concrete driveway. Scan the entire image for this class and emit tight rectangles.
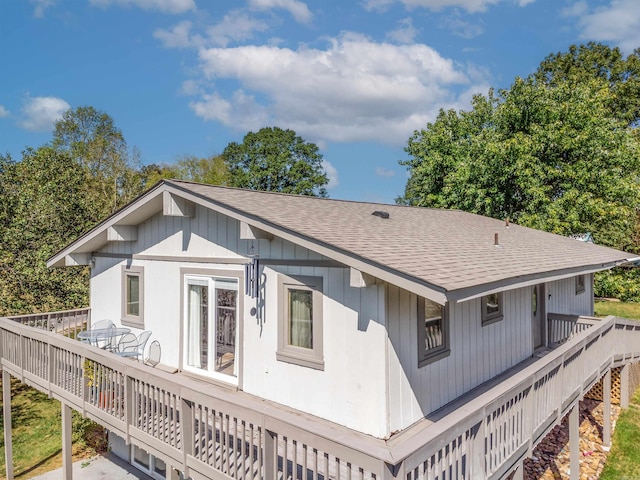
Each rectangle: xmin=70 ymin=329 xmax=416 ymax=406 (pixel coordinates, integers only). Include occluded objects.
xmin=29 ymin=453 xmax=153 ymax=480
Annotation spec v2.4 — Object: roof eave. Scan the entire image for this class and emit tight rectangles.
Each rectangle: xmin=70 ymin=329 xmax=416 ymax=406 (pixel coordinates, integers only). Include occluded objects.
xmin=447 ymin=258 xmax=639 ymax=303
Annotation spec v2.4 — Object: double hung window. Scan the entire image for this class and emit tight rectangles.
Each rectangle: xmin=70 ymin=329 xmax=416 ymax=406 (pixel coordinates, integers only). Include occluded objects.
xmin=277 ymin=274 xmax=324 ymax=370
xmin=122 ymin=266 xmax=144 ymax=328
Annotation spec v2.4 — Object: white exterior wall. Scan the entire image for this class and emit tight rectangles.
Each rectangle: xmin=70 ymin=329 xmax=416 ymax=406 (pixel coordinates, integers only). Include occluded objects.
xmin=546 ymin=275 xmax=594 ymax=316
xmin=386 ymin=285 xmax=534 ymax=432
xmin=90 ymin=205 xmax=388 ymax=438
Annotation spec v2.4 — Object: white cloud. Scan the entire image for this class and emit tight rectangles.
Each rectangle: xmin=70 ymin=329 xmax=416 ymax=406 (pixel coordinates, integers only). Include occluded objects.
xmin=573 ymin=0 xmax=640 ymax=53
xmin=561 ymin=1 xmax=588 ymax=17
xmin=386 ymin=18 xmax=419 ymax=44
xmin=89 ymin=0 xmax=196 ymax=14
xmin=154 ymin=21 xmax=194 ymax=48
xmin=323 ymin=160 xmax=339 ymax=188
xmin=362 ymin=0 xmax=532 ymax=13
xmin=0 ymin=106 xmax=9 ymax=118
xmin=375 ymin=167 xmax=396 ymax=177
xmin=19 ymin=96 xmax=70 ymax=132
xmin=206 ymin=10 xmax=269 ymax=47
xmin=190 ymin=32 xmax=481 ymax=144
xmin=441 ymin=13 xmax=484 ymax=38
xmin=30 ymin=0 xmax=55 ymax=18
xmin=249 ymin=0 xmax=312 ymax=23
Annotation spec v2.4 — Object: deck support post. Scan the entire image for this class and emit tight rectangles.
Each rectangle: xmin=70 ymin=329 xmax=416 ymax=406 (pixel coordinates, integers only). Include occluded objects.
xmin=3 ymin=370 xmax=14 ymax=480
xmin=62 ymin=402 xmax=73 ymax=480
xmin=603 ymin=369 xmax=611 ymax=448
xmin=569 ymin=404 xmax=580 ymax=480
xmin=620 ymin=364 xmax=630 ymax=408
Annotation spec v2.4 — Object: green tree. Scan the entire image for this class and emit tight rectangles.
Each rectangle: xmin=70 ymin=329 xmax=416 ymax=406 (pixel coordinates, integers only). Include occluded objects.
xmin=0 ymin=147 xmax=92 ymax=315
xmin=535 ymin=42 xmax=640 ymax=126
xmin=222 ymin=127 xmax=329 ymax=196
xmin=399 ymin=76 xmax=640 ymax=251
xmin=52 ymin=106 xmax=143 ymax=219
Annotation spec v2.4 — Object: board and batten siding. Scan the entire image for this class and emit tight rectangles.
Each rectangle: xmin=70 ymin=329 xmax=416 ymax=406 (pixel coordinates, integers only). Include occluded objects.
xmin=546 ymin=274 xmax=594 ymax=316
xmin=386 ymin=284 xmax=534 ymax=432
xmin=90 ymin=205 xmax=389 ymax=438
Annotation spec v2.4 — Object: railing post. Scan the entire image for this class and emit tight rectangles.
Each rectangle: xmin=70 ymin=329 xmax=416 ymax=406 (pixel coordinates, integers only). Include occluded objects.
xmin=603 ymin=369 xmax=612 ymax=448
xmin=620 ymin=364 xmax=630 ymax=409
xmin=62 ymin=402 xmax=73 ymax=480
xmin=382 ymin=460 xmax=405 ymax=480
xmin=469 ymin=420 xmax=485 ymax=478
xmin=181 ymin=398 xmax=194 ymax=478
xmin=3 ymin=370 xmax=14 ymax=480
xmin=569 ymin=405 xmax=579 ymax=480
xmin=264 ymin=429 xmax=278 ymax=480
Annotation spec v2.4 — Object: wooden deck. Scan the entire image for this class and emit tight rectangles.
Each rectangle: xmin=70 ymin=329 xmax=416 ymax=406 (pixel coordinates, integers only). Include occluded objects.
xmin=2 ymin=311 xmax=640 ymax=480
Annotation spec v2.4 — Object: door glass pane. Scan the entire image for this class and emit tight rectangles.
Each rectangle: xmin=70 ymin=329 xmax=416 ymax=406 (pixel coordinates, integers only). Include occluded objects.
xmin=215 ymin=286 xmax=237 ymax=375
xmin=186 ymin=284 xmax=208 ymax=370
xmin=289 ymin=289 xmax=313 ymax=349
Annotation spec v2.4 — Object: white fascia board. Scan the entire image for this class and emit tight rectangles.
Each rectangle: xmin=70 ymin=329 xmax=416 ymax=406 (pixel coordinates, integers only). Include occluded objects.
xmin=450 ymin=260 xmax=638 ymax=303
xmin=46 ymin=185 xmax=165 ymax=268
xmin=163 ymin=184 xmax=449 ymax=304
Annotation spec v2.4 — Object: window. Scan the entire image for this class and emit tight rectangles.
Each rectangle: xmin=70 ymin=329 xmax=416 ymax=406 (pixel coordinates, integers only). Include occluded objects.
xmin=131 ymin=444 xmax=166 ymax=479
xmin=418 ymin=297 xmax=450 ymax=367
xmin=481 ymin=292 xmax=503 ymax=326
xmin=277 ymin=275 xmax=324 ymax=370
xmin=122 ymin=266 xmax=144 ymax=328
xmin=576 ymin=275 xmax=586 ymax=294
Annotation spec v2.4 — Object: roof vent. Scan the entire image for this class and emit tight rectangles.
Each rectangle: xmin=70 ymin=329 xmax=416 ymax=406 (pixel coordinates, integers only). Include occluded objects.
xmin=372 ymin=210 xmax=390 ymax=219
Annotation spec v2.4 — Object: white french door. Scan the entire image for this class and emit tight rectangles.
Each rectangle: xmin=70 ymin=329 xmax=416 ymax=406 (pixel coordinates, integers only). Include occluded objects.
xmin=184 ymin=275 xmax=238 ymax=382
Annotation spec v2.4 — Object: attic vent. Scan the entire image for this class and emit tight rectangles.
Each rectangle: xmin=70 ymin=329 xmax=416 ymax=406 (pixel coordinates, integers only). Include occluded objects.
xmin=372 ymin=210 xmax=390 ymax=219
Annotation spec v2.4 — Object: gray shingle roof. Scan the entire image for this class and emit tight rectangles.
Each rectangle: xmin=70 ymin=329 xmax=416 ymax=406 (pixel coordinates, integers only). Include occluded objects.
xmin=168 ymin=180 xmax=636 ymax=298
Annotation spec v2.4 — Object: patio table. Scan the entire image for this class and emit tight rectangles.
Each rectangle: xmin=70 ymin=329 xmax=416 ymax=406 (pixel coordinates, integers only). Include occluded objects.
xmin=77 ymin=327 xmax=131 ymax=348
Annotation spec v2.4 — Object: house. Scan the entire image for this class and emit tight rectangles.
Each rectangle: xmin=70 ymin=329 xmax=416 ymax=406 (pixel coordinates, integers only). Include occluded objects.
xmin=3 ymin=179 xmax=640 ymax=480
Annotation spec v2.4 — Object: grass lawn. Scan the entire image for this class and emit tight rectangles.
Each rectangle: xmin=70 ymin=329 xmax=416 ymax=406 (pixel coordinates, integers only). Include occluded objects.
xmin=600 ymin=388 xmax=640 ymax=479
xmin=594 ymin=300 xmax=640 ymax=319
xmin=0 ymin=377 xmax=106 ymax=479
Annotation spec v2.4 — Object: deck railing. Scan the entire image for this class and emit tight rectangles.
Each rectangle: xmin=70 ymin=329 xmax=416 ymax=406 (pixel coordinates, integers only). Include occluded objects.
xmin=547 ymin=312 xmax=599 ymax=345
xmin=2 ymin=312 xmax=640 ymax=480
xmin=7 ymin=307 xmax=90 ymax=338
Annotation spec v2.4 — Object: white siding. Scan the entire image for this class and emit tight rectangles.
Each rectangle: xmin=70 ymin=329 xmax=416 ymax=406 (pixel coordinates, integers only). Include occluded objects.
xmin=90 ymin=206 xmax=388 ymax=438
xmin=386 ymin=285 xmax=533 ymax=432
xmin=546 ymin=275 xmax=594 ymax=316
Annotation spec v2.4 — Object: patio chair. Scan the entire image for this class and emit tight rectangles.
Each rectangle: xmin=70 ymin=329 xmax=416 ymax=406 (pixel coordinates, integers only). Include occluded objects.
xmin=116 ymin=330 xmax=152 ymax=361
xmin=145 ymin=340 xmax=161 ymax=367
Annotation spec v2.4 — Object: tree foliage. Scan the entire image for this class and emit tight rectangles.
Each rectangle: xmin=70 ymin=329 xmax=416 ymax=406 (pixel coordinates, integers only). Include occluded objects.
xmin=0 ymin=148 xmax=92 ymax=315
xmin=52 ymin=106 xmax=143 ymax=220
xmin=535 ymin=42 xmax=640 ymax=127
xmin=222 ymin=127 xmax=328 ymax=196
xmin=400 ymin=74 xmax=640 ymax=252
xmin=142 ymin=154 xmax=230 ymax=189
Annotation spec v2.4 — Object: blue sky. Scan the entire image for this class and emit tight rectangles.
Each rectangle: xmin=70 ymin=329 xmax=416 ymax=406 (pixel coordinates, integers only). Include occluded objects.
xmin=1 ymin=0 xmax=639 ymax=203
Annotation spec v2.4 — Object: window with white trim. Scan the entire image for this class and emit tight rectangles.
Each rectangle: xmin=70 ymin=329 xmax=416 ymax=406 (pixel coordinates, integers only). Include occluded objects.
xmin=576 ymin=275 xmax=586 ymax=294
xmin=277 ymin=274 xmax=324 ymax=370
xmin=481 ymin=292 xmax=503 ymax=326
xmin=418 ymin=297 xmax=450 ymax=367
xmin=122 ymin=265 xmax=144 ymax=328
